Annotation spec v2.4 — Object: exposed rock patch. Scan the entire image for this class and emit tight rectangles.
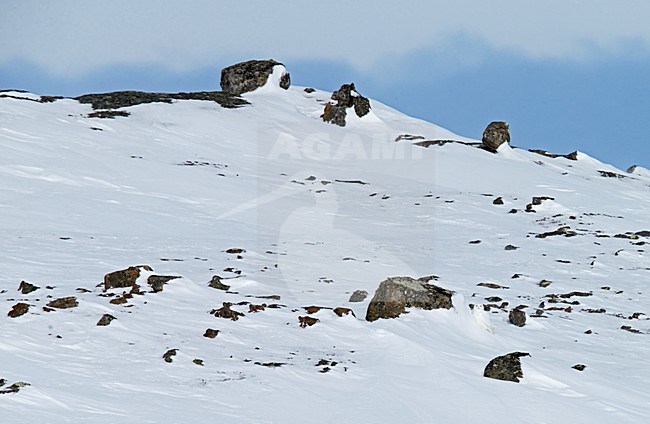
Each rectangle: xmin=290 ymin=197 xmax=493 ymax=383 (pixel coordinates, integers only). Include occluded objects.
xmin=529 ymin=149 xmax=578 ymax=161
xmin=162 ymin=349 xmax=178 ymax=363
xmin=208 ymin=275 xmax=230 ymax=291
xmin=203 ymin=328 xmax=220 ymax=339
xmin=7 ymin=302 xmax=29 ymax=318
xmin=147 ymin=275 xmax=181 ymax=293
xmin=47 ymin=297 xmax=78 ymax=309
xmin=509 ymin=308 xmax=527 ymax=327
xmin=220 ymin=59 xmax=290 ymax=95
xmin=97 ymin=314 xmax=116 ymax=326
xmin=322 ymin=83 xmax=371 ymax=127
xmin=77 ymin=91 xmax=248 ymax=110
xmin=104 ymin=265 xmax=152 ymax=291
xmin=484 ymin=352 xmax=530 ymax=382
xmin=366 ymin=276 xmax=453 ymax=322
xmin=299 ymin=316 xmax=319 ymax=328
xmin=211 ymin=303 xmax=244 ymax=321
xmin=18 ymin=281 xmax=39 ymax=294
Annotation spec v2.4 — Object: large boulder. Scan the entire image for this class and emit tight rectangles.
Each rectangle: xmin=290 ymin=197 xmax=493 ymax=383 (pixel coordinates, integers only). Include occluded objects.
xmin=482 ymin=121 xmax=510 ymax=152
xmin=220 ymin=59 xmax=290 ymax=95
xmin=366 ymin=276 xmax=454 ymax=322
xmin=104 ymin=265 xmax=152 ymax=291
xmin=322 ymin=83 xmax=371 ymax=127
xmin=483 ymin=352 xmax=530 ymax=382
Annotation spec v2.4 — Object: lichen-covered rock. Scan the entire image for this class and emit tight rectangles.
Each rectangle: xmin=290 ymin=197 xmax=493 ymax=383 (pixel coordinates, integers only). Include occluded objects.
xmin=18 ymin=281 xmax=40 ymax=294
xmin=47 ymin=297 xmax=78 ymax=309
xmin=484 ymin=352 xmax=530 ymax=382
xmin=365 ymin=276 xmax=454 ymax=322
xmin=348 ymin=290 xmax=368 ymax=302
xmin=322 ymin=83 xmax=371 ymax=127
xmin=104 ymin=265 xmax=152 ymax=291
xmin=7 ymin=302 xmax=29 ymax=318
xmin=482 ymin=121 xmax=510 ymax=152
xmin=97 ymin=314 xmax=116 ymax=326
xmin=220 ymin=59 xmax=290 ymax=95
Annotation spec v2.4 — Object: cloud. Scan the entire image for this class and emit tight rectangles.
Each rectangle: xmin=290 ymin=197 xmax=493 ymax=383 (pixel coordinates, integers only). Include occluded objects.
xmin=2 ymin=0 xmax=650 ymax=76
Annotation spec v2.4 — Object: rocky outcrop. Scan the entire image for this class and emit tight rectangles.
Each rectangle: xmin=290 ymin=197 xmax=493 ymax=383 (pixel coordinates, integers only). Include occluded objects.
xmin=104 ymin=265 xmax=152 ymax=291
xmin=483 ymin=352 xmax=530 ymax=382
xmin=77 ymin=91 xmax=248 ymax=110
xmin=8 ymin=303 xmax=29 ymax=318
xmin=529 ymin=149 xmax=578 ymax=161
xmin=482 ymin=121 xmax=510 ymax=152
xmin=208 ymin=275 xmax=230 ymax=291
xmin=47 ymin=297 xmax=78 ymax=309
xmin=322 ymin=83 xmax=371 ymax=127
xmin=366 ymin=276 xmax=454 ymax=322
xmin=220 ymin=59 xmax=290 ymax=95
xmin=97 ymin=314 xmax=116 ymax=326
xmin=508 ymin=308 xmax=526 ymax=327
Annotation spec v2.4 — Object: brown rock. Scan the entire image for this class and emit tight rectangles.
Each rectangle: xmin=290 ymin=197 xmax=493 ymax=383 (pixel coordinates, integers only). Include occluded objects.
xmin=104 ymin=265 xmax=152 ymax=291
xmin=203 ymin=328 xmax=220 ymax=338
xmin=299 ymin=316 xmax=319 ymax=328
xmin=482 ymin=121 xmax=510 ymax=152
xmin=7 ymin=303 xmax=29 ymax=318
xmin=97 ymin=314 xmax=116 ymax=326
xmin=47 ymin=297 xmax=78 ymax=309
xmin=18 ymin=281 xmax=40 ymax=294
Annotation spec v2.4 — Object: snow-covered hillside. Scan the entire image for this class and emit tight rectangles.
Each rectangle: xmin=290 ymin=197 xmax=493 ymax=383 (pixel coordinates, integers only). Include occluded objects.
xmin=1 ymin=68 xmax=649 ymax=423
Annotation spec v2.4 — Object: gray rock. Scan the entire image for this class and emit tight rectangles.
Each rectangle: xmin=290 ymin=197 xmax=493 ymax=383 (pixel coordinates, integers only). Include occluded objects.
xmin=97 ymin=314 xmax=116 ymax=326
xmin=18 ymin=280 xmax=39 ymax=294
xmin=482 ymin=121 xmax=510 ymax=152
xmin=208 ymin=275 xmax=230 ymax=291
xmin=349 ymin=290 xmax=369 ymax=302
xmin=366 ymin=276 xmax=454 ymax=322
xmin=484 ymin=352 xmax=530 ymax=382
xmin=147 ymin=275 xmax=181 ymax=293
xmin=220 ymin=59 xmax=290 ymax=95
xmin=508 ymin=308 xmax=526 ymax=326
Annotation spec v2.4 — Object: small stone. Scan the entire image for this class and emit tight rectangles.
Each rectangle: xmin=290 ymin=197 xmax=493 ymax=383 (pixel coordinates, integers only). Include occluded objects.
xmin=493 ymin=197 xmax=504 ymax=205
xmin=18 ymin=281 xmax=40 ymax=294
xmin=47 ymin=296 xmax=78 ymax=309
xmin=7 ymin=303 xmax=29 ymax=318
xmin=348 ymin=290 xmax=368 ymax=302
xmin=504 ymin=244 xmax=519 ymax=251
xmin=147 ymin=275 xmax=180 ymax=292
xmin=298 ymin=316 xmax=319 ymax=328
xmin=193 ymin=359 xmax=204 ymax=366
xmin=162 ymin=349 xmax=178 ymax=363
xmin=97 ymin=314 xmax=116 ymax=326
xmin=203 ymin=328 xmax=220 ymax=339
xmin=333 ymin=307 xmax=355 ymax=317
xmin=211 ymin=303 xmax=244 ymax=321
xmin=225 ymin=248 xmax=246 ymax=254
xmin=539 ymin=280 xmax=552 ymax=288
xmin=208 ymin=275 xmax=230 ymax=291
xmin=572 ymin=364 xmax=586 ymax=371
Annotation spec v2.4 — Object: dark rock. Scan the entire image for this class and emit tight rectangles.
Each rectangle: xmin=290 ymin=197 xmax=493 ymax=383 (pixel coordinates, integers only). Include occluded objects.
xmin=254 ymin=362 xmax=286 ymax=368
xmin=483 ymin=352 xmax=530 ymax=382
xmin=87 ymin=110 xmax=130 ymax=119
xmin=322 ymin=83 xmax=371 ymax=127
xmin=225 ymin=248 xmax=246 ymax=254
xmin=47 ymin=297 xmax=78 ymax=309
xmin=482 ymin=121 xmax=510 ymax=152
xmin=538 ymin=280 xmax=552 ymax=288
xmin=598 ymin=170 xmax=627 ymax=179
xmin=333 ymin=307 xmax=355 ymax=317
xmin=77 ymin=90 xmax=248 ymax=110
xmin=477 ymin=282 xmax=508 ymax=289
xmin=97 ymin=314 xmax=116 ymax=326
xmin=529 ymin=149 xmax=578 ymax=161
xmin=203 ymin=328 xmax=220 ymax=339
xmin=535 ymin=226 xmax=577 ymax=239
xmin=634 ymin=230 xmax=650 ymax=237
xmin=248 ymin=304 xmax=266 ymax=313
xmin=211 ymin=303 xmax=244 ymax=321
xmin=509 ymin=308 xmax=527 ymax=327
xmin=193 ymin=359 xmax=204 ymax=366
xmin=208 ymin=275 xmax=230 ymax=291
xmin=504 ymin=244 xmax=519 ymax=251
xmin=304 ymin=87 xmax=315 ymax=93
xmin=104 ymin=265 xmax=152 ymax=291
xmin=18 ymin=281 xmax=40 ymax=294
xmin=162 ymin=349 xmax=178 ymax=363
xmin=532 ymin=196 xmax=554 ymax=205
xmin=7 ymin=302 xmax=29 ymax=318
xmin=147 ymin=275 xmax=180 ymax=292
xmin=298 ymin=316 xmax=319 ymax=328
xmin=493 ymin=197 xmax=504 ymax=205
xmin=366 ymin=276 xmax=453 ymax=322
xmin=220 ymin=59 xmax=290 ymax=95
xmin=348 ymin=290 xmax=368 ymax=302
xmin=572 ymin=364 xmax=586 ymax=371
xmin=0 ymin=381 xmax=30 ymax=395
xmin=303 ymin=305 xmax=323 ymax=314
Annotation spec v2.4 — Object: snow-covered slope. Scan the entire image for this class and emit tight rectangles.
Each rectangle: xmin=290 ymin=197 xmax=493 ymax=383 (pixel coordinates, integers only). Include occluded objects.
xmin=1 ymin=77 xmax=649 ymax=423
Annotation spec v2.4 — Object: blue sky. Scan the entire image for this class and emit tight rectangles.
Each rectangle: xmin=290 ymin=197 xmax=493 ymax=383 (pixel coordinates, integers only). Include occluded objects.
xmin=1 ymin=1 xmax=648 ymax=169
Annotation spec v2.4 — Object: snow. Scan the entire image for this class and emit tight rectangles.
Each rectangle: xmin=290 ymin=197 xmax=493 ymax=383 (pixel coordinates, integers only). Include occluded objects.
xmin=1 ymin=85 xmax=649 ymax=422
